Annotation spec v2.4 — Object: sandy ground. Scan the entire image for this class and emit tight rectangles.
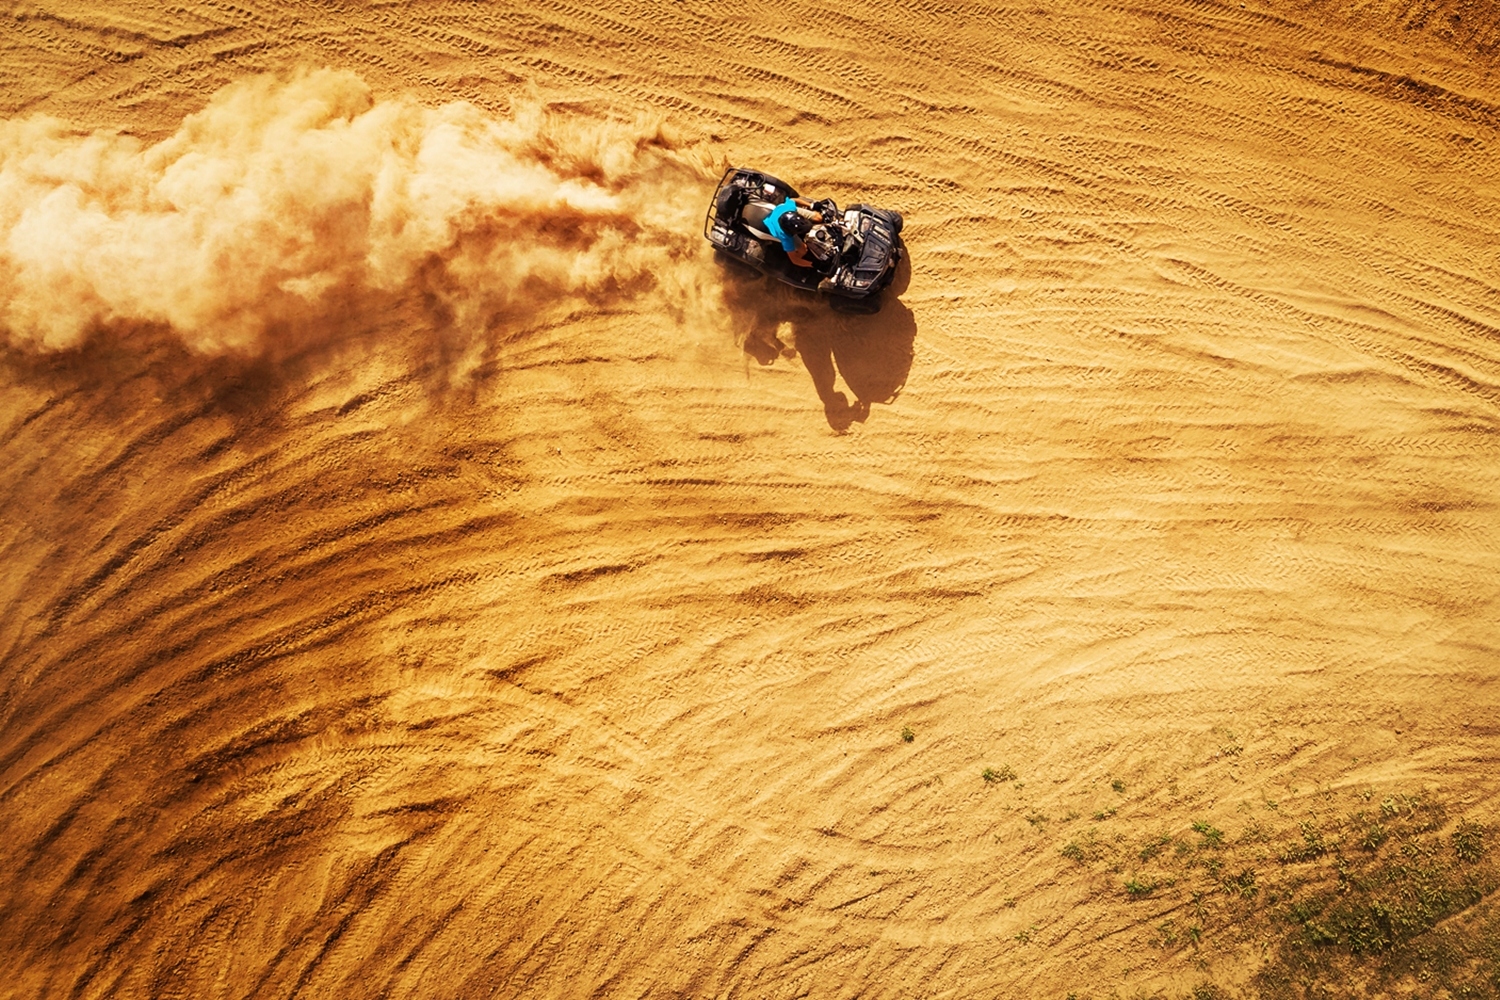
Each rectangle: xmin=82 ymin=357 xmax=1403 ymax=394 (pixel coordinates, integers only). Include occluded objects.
xmin=3 ymin=2 xmax=1500 ymax=997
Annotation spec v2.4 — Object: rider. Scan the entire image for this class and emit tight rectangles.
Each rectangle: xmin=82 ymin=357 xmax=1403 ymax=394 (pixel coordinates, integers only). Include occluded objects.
xmin=778 ymin=212 xmax=815 ymax=267
xmin=774 ymin=199 xmax=846 ymax=271
xmin=766 ymin=199 xmax=837 ymax=268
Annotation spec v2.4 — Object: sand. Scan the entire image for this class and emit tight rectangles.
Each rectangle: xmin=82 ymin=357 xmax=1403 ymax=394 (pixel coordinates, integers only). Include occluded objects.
xmin=2 ymin=2 xmax=1499 ymax=997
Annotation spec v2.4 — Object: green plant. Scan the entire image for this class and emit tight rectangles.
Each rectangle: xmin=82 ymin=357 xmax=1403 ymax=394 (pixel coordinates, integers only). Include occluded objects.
xmin=1217 ymin=729 xmax=1243 ymax=756
xmin=1111 ymin=778 xmax=1126 ymax=793
xmin=1280 ymin=820 xmax=1327 ymax=863
xmin=1223 ymin=867 xmax=1258 ymax=898
xmin=1453 ymin=820 xmax=1486 ymax=863
xmin=1026 ymin=812 xmax=1049 ymax=828
xmin=1061 ymin=828 xmax=1100 ymax=865
xmin=1192 ymin=820 xmax=1225 ymax=848
xmin=1360 ymin=820 xmax=1388 ymax=850
xmin=1014 ymin=923 xmax=1037 ymax=943
xmin=1249 ymin=795 xmax=1500 ymax=998
xmin=900 ymin=726 xmax=914 ymax=743
xmin=982 ymin=764 xmax=1016 ymax=783
xmin=1303 ymin=918 xmax=1337 ymax=945
xmin=1125 ymin=876 xmax=1157 ymax=898
xmin=1139 ymin=834 xmax=1172 ymax=861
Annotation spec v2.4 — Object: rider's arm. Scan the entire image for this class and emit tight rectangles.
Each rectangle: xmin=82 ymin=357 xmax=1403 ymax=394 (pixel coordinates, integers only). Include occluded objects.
xmin=793 ymin=197 xmax=833 ymax=222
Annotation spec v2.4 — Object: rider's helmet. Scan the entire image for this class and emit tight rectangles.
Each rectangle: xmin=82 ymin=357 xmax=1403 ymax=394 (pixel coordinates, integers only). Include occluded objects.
xmin=780 ymin=212 xmax=812 ymax=241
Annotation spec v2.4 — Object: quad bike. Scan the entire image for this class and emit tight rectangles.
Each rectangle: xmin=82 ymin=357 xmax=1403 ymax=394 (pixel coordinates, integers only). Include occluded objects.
xmin=703 ymin=166 xmax=905 ymax=314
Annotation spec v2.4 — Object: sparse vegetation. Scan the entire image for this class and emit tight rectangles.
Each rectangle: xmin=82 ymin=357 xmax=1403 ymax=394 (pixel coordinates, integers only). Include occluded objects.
xmin=1191 ymin=820 xmax=1225 ymax=848
xmin=1454 ymin=819 xmax=1486 ymax=863
xmin=1058 ymin=788 xmax=1500 ymax=1000
xmin=1111 ymin=778 xmax=1126 ymax=793
xmin=900 ymin=726 xmax=914 ymax=743
xmin=1221 ymin=867 xmax=1257 ymax=898
xmin=1281 ymin=820 xmax=1327 ymax=862
xmin=982 ymin=764 xmax=1016 ymax=783
xmin=1061 ymin=829 xmax=1101 ymax=865
xmin=1358 ymin=818 xmax=1388 ymax=850
xmin=1139 ymin=834 xmax=1173 ymax=861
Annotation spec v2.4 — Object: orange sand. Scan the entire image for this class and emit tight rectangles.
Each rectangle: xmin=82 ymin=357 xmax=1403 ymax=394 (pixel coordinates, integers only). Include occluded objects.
xmin=2 ymin=2 xmax=1499 ymax=997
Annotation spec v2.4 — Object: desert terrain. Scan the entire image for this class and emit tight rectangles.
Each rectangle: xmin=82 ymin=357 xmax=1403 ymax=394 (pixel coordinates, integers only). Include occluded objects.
xmin=2 ymin=1 xmax=1500 ymax=997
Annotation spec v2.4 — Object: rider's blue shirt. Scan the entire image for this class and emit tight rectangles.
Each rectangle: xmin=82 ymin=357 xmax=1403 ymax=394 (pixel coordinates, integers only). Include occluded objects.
xmin=764 ymin=199 xmax=800 ymax=251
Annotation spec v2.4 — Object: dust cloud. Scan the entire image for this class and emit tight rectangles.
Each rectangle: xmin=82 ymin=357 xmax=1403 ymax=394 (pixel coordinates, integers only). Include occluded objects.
xmin=0 ymin=69 xmax=714 ymax=352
